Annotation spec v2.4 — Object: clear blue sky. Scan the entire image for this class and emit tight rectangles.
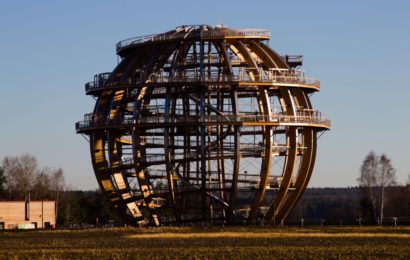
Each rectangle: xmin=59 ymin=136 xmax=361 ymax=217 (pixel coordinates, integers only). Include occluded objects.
xmin=1 ymin=0 xmax=409 ymax=190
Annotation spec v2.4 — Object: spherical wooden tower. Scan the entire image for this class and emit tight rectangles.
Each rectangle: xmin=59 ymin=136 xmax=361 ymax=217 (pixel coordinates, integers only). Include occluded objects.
xmin=76 ymin=25 xmax=330 ymax=226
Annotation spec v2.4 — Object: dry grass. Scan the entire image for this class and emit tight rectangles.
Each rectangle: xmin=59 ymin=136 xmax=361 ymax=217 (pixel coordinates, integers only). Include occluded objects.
xmin=1 ymin=226 xmax=410 ymax=259
xmin=126 ymin=231 xmax=410 ymax=239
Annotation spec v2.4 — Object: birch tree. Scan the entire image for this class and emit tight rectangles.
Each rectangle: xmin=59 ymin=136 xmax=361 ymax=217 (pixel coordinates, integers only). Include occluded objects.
xmin=378 ymin=154 xmax=396 ymax=224
xmin=358 ymin=151 xmax=396 ymax=224
xmin=49 ymin=168 xmax=65 ymax=221
xmin=358 ymin=151 xmax=378 ymax=222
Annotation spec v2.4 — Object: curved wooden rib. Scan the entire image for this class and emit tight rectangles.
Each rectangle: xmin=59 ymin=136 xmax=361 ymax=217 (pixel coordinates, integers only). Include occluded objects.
xmin=244 ymin=40 xmax=275 ymax=224
xmin=132 ymin=85 xmax=161 ymax=226
xmin=264 ymin=88 xmax=298 ymax=225
xmin=163 ymin=86 xmax=181 ymax=224
xmin=127 ymin=44 xmax=179 ymax=226
xmin=225 ymin=41 xmax=244 ymax=223
xmin=228 ymin=40 xmax=273 ymax=224
xmin=258 ymin=42 xmax=290 ymax=69
xmin=275 ymin=129 xmax=316 ymax=223
xmin=274 ymin=88 xmax=317 ymax=224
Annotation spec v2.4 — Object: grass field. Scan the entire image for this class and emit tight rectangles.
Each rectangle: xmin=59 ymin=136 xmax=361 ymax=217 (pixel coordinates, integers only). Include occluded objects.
xmin=1 ymin=226 xmax=410 ymax=259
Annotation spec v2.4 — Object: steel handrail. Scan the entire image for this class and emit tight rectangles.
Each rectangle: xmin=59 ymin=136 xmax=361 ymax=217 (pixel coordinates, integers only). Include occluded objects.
xmin=76 ymin=113 xmax=331 ymax=131
xmin=85 ymin=69 xmax=320 ymax=94
xmin=116 ymin=27 xmax=270 ymax=52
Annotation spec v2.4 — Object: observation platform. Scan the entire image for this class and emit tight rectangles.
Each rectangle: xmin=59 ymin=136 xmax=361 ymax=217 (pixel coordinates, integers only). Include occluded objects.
xmin=282 ymin=55 xmax=303 ymax=68
xmin=76 ymin=113 xmax=331 ymax=134
xmin=77 ymin=24 xmax=331 ymax=227
xmin=84 ymin=69 xmax=320 ymax=96
xmin=116 ymin=25 xmax=270 ymax=54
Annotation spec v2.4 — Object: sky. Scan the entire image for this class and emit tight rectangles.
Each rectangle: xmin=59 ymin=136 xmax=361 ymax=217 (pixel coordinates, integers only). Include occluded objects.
xmin=0 ymin=0 xmax=409 ymax=190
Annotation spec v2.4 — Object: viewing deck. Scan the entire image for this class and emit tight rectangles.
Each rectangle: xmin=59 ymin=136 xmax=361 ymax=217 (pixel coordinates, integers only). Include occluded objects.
xmin=76 ymin=112 xmax=330 ymax=134
xmin=85 ymin=69 xmax=320 ymax=96
xmin=283 ymin=55 xmax=303 ymax=68
xmin=116 ymin=25 xmax=270 ymax=53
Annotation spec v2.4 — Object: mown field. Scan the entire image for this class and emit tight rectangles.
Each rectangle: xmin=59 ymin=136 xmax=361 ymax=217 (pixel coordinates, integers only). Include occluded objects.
xmin=1 ymin=226 xmax=410 ymax=259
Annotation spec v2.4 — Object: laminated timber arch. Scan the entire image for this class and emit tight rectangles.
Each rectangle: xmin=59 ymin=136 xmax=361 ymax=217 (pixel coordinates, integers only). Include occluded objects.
xmin=76 ymin=25 xmax=330 ymax=226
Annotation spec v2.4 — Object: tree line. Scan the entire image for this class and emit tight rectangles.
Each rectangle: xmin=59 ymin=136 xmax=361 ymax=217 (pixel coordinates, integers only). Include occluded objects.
xmin=288 ymin=151 xmax=410 ymax=226
xmin=1 ymin=152 xmax=409 ymax=227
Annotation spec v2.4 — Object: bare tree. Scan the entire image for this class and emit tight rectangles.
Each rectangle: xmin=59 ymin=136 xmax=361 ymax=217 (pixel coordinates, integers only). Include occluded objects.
xmin=0 ymin=167 xmax=6 ymax=198
xmin=358 ymin=151 xmax=379 ymax=222
xmin=1 ymin=154 xmax=66 ymax=202
xmin=32 ymin=169 xmax=51 ymax=200
xmin=2 ymin=154 xmax=39 ymax=200
xmin=358 ymin=151 xmax=396 ymax=225
xmin=378 ymin=154 xmax=396 ymax=224
xmin=49 ymin=168 xmax=65 ymax=221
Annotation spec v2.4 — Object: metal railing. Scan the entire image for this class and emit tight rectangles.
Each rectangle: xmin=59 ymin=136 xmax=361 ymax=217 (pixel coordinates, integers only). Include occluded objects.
xmin=85 ymin=73 xmax=143 ymax=93
xmin=116 ymin=26 xmax=270 ymax=52
xmin=84 ymin=68 xmax=319 ymax=94
xmin=282 ymin=55 xmax=303 ymax=63
xmin=150 ymin=69 xmax=319 ymax=87
xmin=75 ymin=112 xmax=330 ymax=132
xmin=84 ymin=72 xmax=111 ymax=92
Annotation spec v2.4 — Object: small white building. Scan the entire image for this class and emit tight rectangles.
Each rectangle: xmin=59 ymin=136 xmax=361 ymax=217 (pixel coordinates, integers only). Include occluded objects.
xmin=0 ymin=201 xmax=56 ymax=229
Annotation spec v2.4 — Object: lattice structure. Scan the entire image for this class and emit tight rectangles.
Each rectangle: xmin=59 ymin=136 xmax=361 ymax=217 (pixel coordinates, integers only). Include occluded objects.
xmin=76 ymin=25 xmax=330 ymax=226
